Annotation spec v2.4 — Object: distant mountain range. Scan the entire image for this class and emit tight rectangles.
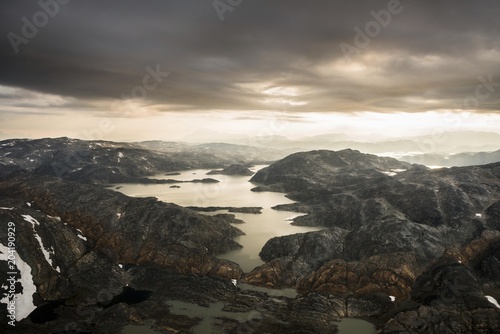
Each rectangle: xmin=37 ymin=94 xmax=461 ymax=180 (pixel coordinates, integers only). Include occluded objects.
xmin=0 ymin=137 xmax=286 ymax=184
xmin=246 ymin=130 xmax=500 ymax=156
xmin=179 ymin=130 xmax=500 ymax=157
xmin=400 ymin=149 xmax=500 ymax=167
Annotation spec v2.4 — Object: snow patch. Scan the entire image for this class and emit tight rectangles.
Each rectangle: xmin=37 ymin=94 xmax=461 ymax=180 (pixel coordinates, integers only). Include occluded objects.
xmin=118 ymin=264 xmax=123 ymax=269
xmin=0 ymin=207 xmax=14 ymax=210
xmin=0 ymin=243 xmax=37 ymax=321
xmin=389 ymin=296 xmax=396 ymax=302
xmin=475 ymin=213 xmax=482 ymax=218
xmin=22 ymin=215 xmax=60 ymax=273
xmin=47 ymin=215 xmax=61 ymax=222
xmin=231 ymin=279 xmax=238 ymax=287
xmin=76 ymin=228 xmax=87 ymax=241
xmin=486 ymin=296 xmax=500 ymax=309
xmin=381 ymin=169 xmax=406 ymax=177
xmin=116 ymin=213 xmax=122 ymax=218
xmin=26 ymin=202 xmax=31 ymax=207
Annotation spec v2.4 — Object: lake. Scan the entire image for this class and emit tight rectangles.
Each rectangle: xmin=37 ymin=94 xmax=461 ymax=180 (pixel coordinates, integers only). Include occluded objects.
xmin=114 ymin=165 xmax=376 ymax=334
xmin=112 ymin=165 xmax=323 ymax=272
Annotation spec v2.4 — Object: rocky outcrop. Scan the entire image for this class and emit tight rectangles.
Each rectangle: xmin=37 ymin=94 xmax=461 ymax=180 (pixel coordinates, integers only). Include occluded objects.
xmin=382 ymin=257 xmax=500 ymax=333
xmin=207 ymin=163 xmax=254 ymax=176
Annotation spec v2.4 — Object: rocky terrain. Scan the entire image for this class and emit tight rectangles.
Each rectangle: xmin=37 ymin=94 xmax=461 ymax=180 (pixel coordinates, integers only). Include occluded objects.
xmin=0 ymin=171 xmax=245 ymax=332
xmin=1 ymin=144 xmax=500 ymax=333
xmin=0 ymin=170 xmax=394 ymax=334
xmin=244 ymin=149 xmax=500 ymax=332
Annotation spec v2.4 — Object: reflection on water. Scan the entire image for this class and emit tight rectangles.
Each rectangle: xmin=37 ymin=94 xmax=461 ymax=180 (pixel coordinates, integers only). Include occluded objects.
xmin=112 ymin=165 xmax=323 ymax=272
xmin=337 ymin=318 xmax=376 ymax=334
xmin=167 ymin=298 xmax=375 ymax=334
xmin=122 ymin=320 xmax=161 ymax=334
xmin=168 ymin=300 xmax=263 ymax=334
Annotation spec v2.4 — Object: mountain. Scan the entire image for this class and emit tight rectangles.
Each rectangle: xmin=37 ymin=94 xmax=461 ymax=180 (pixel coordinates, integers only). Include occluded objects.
xmin=246 ymin=149 xmax=500 ymax=332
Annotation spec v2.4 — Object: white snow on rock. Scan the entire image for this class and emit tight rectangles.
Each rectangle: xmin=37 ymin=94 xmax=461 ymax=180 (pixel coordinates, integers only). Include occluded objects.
xmin=22 ymin=215 xmax=61 ymax=273
xmin=26 ymin=202 xmax=31 ymax=207
xmin=76 ymin=228 xmax=87 ymax=241
xmin=231 ymin=279 xmax=238 ymax=287
xmin=0 ymin=243 xmax=37 ymax=321
xmin=389 ymin=296 xmax=396 ymax=302
xmin=118 ymin=264 xmax=123 ymax=269
xmin=475 ymin=213 xmax=482 ymax=218
xmin=0 ymin=207 xmax=14 ymax=210
xmin=486 ymin=296 xmax=500 ymax=309
xmin=47 ymin=215 xmax=61 ymax=222
xmin=117 ymin=152 xmax=124 ymax=162
xmin=381 ymin=169 xmax=406 ymax=177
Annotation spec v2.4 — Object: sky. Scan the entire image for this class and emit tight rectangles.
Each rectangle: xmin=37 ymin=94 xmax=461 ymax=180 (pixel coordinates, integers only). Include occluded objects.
xmin=1 ymin=0 xmax=500 ymax=142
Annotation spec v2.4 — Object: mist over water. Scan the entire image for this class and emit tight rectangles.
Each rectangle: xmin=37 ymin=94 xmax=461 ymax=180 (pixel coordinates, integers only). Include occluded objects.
xmin=113 ymin=166 xmax=323 ymax=272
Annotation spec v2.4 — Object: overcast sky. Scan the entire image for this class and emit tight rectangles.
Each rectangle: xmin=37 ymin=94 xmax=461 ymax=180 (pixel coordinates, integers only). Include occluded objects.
xmin=1 ymin=0 xmax=500 ymax=142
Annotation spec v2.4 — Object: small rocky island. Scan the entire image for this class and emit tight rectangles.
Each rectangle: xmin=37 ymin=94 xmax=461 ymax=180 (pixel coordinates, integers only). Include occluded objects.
xmin=206 ymin=164 xmax=254 ymax=176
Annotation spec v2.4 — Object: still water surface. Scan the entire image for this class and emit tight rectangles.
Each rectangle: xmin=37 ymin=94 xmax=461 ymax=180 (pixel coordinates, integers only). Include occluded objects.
xmin=113 ymin=165 xmax=323 ymax=272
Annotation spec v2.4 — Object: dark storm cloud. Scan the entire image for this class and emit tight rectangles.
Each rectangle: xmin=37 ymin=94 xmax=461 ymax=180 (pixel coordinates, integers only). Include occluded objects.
xmin=1 ymin=0 xmax=499 ymax=113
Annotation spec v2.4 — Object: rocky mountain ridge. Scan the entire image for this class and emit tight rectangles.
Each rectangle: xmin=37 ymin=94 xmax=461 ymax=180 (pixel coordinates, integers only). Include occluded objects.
xmin=1 ymin=145 xmax=499 ymax=333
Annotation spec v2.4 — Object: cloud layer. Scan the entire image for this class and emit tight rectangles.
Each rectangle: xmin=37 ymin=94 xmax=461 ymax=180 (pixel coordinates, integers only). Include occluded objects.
xmin=1 ymin=0 xmax=500 ymax=114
